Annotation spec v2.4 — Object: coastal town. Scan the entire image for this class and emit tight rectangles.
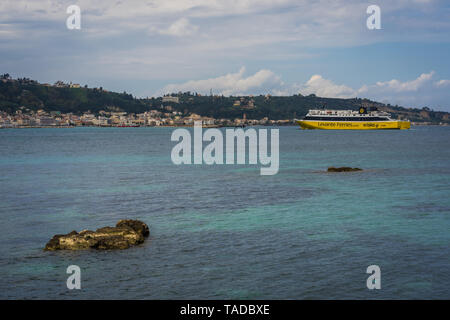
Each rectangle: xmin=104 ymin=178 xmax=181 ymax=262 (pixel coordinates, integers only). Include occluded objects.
xmin=0 ymin=107 xmax=294 ymax=128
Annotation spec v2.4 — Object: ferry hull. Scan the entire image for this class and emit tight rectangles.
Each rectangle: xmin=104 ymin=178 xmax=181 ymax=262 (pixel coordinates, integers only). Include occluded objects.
xmin=297 ymin=120 xmax=410 ymax=130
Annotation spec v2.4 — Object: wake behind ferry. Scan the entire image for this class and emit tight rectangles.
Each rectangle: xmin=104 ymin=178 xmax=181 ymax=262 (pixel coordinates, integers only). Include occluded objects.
xmin=297 ymin=107 xmax=410 ymax=130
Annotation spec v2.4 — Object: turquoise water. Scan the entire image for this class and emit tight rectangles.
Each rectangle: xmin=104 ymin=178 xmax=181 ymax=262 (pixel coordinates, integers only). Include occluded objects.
xmin=0 ymin=126 xmax=449 ymax=299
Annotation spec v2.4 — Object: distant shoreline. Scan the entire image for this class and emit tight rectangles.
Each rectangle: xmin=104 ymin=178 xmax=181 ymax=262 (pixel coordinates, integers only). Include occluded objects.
xmin=0 ymin=123 xmax=298 ymax=129
xmin=1 ymin=123 xmax=449 ymax=129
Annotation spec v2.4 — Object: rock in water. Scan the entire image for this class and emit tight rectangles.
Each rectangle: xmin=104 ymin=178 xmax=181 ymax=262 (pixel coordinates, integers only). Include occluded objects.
xmin=44 ymin=219 xmax=150 ymax=251
xmin=116 ymin=219 xmax=150 ymax=237
xmin=327 ymin=167 xmax=363 ymax=172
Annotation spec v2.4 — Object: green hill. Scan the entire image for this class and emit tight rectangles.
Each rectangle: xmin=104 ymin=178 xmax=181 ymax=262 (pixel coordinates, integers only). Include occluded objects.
xmin=0 ymin=76 xmax=147 ymax=114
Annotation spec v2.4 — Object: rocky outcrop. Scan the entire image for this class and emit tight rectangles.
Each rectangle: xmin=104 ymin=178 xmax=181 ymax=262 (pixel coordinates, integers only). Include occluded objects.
xmin=44 ymin=219 xmax=149 ymax=251
xmin=327 ymin=167 xmax=363 ymax=172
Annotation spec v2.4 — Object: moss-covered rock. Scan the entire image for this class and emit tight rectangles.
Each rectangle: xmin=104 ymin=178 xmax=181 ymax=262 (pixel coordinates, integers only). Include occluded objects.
xmin=44 ymin=219 xmax=149 ymax=251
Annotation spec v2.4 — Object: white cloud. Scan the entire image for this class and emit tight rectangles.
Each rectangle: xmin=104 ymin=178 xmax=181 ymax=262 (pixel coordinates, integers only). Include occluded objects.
xmin=301 ymin=75 xmax=357 ymax=98
xmin=355 ymin=71 xmax=444 ymax=107
xmin=158 ymin=67 xmax=284 ymax=96
xmin=293 ymin=72 xmax=438 ymax=100
xmin=298 ymin=71 xmax=450 ymax=108
xmin=435 ymin=79 xmax=450 ymax=87
xmin=373 ymin=71 xmax=435 ymax=92
xmin=151 ymin=18 xmax=198 ymax=37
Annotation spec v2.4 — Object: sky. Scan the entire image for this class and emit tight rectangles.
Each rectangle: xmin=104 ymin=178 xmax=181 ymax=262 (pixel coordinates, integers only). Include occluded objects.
xmin=1 ymin=0 xmax=450 ymax=111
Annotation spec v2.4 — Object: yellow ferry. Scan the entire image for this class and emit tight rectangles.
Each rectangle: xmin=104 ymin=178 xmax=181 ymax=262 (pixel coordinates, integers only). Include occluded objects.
xmin=297 ymin=107 xmax=410 ymax=130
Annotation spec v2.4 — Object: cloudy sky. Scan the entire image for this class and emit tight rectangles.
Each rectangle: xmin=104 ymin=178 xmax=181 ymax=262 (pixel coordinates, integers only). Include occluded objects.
xmin=1 ymin=0 xmax=450 ymax=110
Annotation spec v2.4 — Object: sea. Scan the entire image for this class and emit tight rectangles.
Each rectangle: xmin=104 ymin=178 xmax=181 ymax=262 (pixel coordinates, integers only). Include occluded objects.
xmin=0 ymin=125 xmax=449 ymax=299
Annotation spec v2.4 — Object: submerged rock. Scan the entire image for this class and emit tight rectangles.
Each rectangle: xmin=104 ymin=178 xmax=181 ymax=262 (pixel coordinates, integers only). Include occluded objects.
xmin=44 ymin=219 xmax=149 ymax=251
xmin=327 ymin=167 xmax=363 ymax=172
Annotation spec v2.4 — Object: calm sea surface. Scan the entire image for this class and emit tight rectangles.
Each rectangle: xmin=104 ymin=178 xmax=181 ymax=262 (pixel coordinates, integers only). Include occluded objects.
xmin=0 ymin=126 xmax=449 ymax=299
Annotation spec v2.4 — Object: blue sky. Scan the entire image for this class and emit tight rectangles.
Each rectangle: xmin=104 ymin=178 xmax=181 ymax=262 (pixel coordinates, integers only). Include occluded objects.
xmin=1 ymin=0 xmax=450 ymax=110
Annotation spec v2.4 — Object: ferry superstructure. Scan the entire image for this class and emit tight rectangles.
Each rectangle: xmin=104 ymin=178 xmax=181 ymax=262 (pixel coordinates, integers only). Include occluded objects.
xmin=297 ymin=107 xmax=410 ymax=130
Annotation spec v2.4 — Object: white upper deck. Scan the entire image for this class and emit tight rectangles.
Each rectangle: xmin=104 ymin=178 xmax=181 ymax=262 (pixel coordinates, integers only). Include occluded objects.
xmin=306 ymin=109 xmax=391 ymax=118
